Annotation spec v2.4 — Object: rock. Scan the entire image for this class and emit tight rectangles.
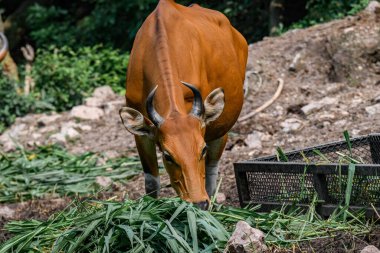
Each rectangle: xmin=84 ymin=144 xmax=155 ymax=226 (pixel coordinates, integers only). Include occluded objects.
xmin=95 ymin=176 xmax=113 ymax=188
xmin=365 ymin=103 xmax=380 ymax=115
xmin=224 ymin=221 xmax=268 ymax=253
xmin=4 ymin=124 xmax=27 ymax=139
xmin=0 ymin=206 xmax=15 ymax=219
xmin=334 ymin=119 xmax=348 ymax=127
xmin=85 ymin=97 xmax=105 ymax=107
xmin=315 ymin=113 xmax=336 ymax=122
xmin=39 ymin=125 xmax=57 ymax=134
xmin=1 ymin=140 xmax=16 ymax=152
xmin=61 ymin=127 xmax=80 ymax=139
xmin=37 ymin=114 xmax=61 ymax=127
xmin=245 ymin=131 xmax=263 ymax=149
xmin=0 ymin=125 xmax=27 ymax=152
xmin=70 ymin=105 xmax=104 ymax=120
xmin=32 ymin=133 xmax=42 ymax=139
xmin=104 ymin=100 xmax=125 ymax=115
xmin=49 ymin=133 xmax=67 ymax=146
xmin=79 ymin=125 xmax=92 ymax=131
xmin=301 ymin=97 xmax=338 ymax=115
xmin=361 ymin=245 xmax=380 ymax=253
xmin=216 ymin=193 xmax=226 ymax=204
xmin=373 ymin=94 xmax=380 ymax=103
xmin=103 ymin=150 xmax=120 ymax=160
xmin=92 ymin=86 xmax=116 ymax=99
xmin=365 ymin=1 xmax=380 ymax=14
xmin=280 ymin=118 xmax=304 ymax=133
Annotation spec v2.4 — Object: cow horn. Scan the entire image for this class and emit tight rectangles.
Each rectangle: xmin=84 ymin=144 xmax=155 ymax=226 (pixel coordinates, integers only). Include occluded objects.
xmin=146 ymin=86 xmax=164 ymax=127
xmin=0 ymin=32 xmax=8 ymax=62
xmin=180 ymin=81 xmax=204 ymax=118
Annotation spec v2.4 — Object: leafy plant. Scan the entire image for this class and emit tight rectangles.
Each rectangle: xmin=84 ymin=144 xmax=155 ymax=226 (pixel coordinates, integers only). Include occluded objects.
xmin=0 ymin=73 xmax=54 ymax=133
xmin=0 ymin=77 xmax=31 ymax=133
xmin=32 ymin=45 xmax=129 ymax=111
xmin=289 ymin=0 xmax=369 ymax=29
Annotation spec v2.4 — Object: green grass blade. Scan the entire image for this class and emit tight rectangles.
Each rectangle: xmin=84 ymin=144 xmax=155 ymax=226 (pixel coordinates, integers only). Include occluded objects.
xmin=344 ymin=163 xmax=355 ymax=221
xmin=187 ymin=209 xmax=198 ymax=253
xmin=67 ymin=219 xmax=101 ymax=253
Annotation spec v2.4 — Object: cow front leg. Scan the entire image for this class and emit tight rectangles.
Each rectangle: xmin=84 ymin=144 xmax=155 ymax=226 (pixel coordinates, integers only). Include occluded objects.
xmin=205 ymin=134 xmax=228 ymax=198
xmin=135 ymin=135 xmax=160 ymax=198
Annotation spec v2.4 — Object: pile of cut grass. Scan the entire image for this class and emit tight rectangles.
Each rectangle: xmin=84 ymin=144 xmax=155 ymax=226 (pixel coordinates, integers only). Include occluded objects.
xmin=0 ymin=196 xmax=373 ymax=252
xmin=0 ymin=145 xmax=140 ymax=203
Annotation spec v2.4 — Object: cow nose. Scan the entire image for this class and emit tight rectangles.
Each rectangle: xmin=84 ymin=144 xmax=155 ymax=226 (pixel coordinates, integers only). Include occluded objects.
xmin=195 ymin=201 xmax=209 ymax=210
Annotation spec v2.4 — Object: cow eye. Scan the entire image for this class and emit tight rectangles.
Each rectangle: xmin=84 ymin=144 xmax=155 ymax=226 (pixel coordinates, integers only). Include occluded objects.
xmin=163 ymin=151 xmax=174 ymax=163
xmin=201 ymin=145 xmax=208 ymax=159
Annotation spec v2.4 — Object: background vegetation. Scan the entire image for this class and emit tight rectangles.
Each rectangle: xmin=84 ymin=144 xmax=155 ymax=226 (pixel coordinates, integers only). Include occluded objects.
xmin=0 ymin=0 xmax=370 ymax=132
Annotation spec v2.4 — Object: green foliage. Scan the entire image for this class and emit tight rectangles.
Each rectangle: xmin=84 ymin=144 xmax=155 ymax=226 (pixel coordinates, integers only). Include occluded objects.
xmin=25 ymin=1 xmax=159 ymax=50
xmin=25 ymin=1 xmax=260 ymax=50
xmin=291 ymin=0 xmax=369 ymax=29
xmin=32 ymin=45 xmax=129 ymax=111
xmin=0 ymin=78 xmax=33 ymax=133
xmin=26 ymin=4 xmax=76 ymax=47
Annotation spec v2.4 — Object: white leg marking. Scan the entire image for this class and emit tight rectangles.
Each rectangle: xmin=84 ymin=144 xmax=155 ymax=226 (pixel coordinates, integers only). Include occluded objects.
xmin=206 ymin=160 xmax=219 ymax=198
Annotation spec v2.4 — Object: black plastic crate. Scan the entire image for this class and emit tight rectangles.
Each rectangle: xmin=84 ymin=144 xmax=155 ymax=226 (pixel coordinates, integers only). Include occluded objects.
xmin=234 ymin=133 xmax=380 ymax=216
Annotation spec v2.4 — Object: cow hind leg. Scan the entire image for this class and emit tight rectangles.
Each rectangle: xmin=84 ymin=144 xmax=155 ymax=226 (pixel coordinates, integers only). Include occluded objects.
xmin=205 ymin=134 xmax=228 ymax=198
xmin=135 ymin=136 xmax=160 ymax=198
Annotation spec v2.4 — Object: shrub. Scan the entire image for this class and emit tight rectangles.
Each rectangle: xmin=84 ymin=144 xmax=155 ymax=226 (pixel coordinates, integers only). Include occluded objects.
xmin=290 ymin=0 xmax=369 ymax=29
xmin=0 ymin=77 xmax=33 ymax=133
xmin=32 ymin=45 xmax=129 ymax=111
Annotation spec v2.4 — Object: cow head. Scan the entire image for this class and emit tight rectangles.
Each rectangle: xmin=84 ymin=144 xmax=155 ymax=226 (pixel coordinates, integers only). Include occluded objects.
xmin=120 ymin=82 xmax=225 ymax=207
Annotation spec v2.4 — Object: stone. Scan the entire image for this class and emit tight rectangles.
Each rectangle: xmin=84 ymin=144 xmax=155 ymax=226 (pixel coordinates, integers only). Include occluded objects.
xmin=301 ymin=97 xmax=338 ymax=115
xmin=92 ymin=86 xmax=115 ymax=99
xmin=103 ymin=150 xmax=120 ymax=160
xmin=361 ymin=245 xmax=380 ymax=253
xmin=245 ymin=131 xmax=263 ymax=149
xmin=365 ymin=103 xmax=380 ymax=115
xmin=216 ymin=192 xmax=226 ymax=204
xmin=39 ymin=125 xmax=57 ymax=134
xmin=37 ymin=114 xmax=61 ymax=127
xmin=32 ymin=133 xmax=42 ymax=140
xmin=6 ymin=124 xmax=27 ymax=139
xmin=373 ymin=95 xmax=380 ymax=103
xmin=49 ymin=133 xmax=67 ymax=145
xmin=95 ymin=176 xmax=113 ymax=188
xmin=85 ymin=97 xmax=105 ymax=107
xmin=0 ymin=206 xmax=15 ymax=219
xmin=280 ymin=118 xmax=304 ymax=133
xmin=1 ymin=140 xmax=16 ymax=152
xmin=104 ymin=100 xmax=125 ymax=115
xmin=78 ymin=125 xmax=92 ymax=131
xmin=334 ymin=119 xmax=348 ymax=127
xmin=224 ymin=221 xmax=268 ymax=253
xmin=0 ymin=131 xmax=18 ymax=152
xmin=365 ymin=1 xmax=380 ymax=14
xmin=61 ymin=127 xmax=80 ymax=139
xmin=70 ymin=105 xmax=104 ymax=120
xmin=315 ymin=113 xmax=336 ymax=122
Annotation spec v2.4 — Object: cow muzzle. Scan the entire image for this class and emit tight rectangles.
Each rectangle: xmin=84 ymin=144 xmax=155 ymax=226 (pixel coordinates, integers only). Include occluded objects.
xmin=195 ymin=200 xmax=209 ymax=210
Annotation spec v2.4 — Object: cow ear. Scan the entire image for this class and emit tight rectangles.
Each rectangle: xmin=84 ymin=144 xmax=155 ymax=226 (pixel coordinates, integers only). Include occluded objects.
xmin=203 ymin=88 xmax=225 ymax=125
xmin=119 ymin=107 xmax=154 ymax=138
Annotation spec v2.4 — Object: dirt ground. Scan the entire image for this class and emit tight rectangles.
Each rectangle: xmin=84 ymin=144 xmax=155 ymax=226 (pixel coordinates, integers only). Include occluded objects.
xmin=1 ymin=6 xmax=380 ymax=252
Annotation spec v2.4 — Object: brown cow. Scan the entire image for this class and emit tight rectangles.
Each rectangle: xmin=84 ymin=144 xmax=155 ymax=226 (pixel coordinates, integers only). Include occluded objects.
xmin=120 ymin=0 xmax=247 ymax=209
